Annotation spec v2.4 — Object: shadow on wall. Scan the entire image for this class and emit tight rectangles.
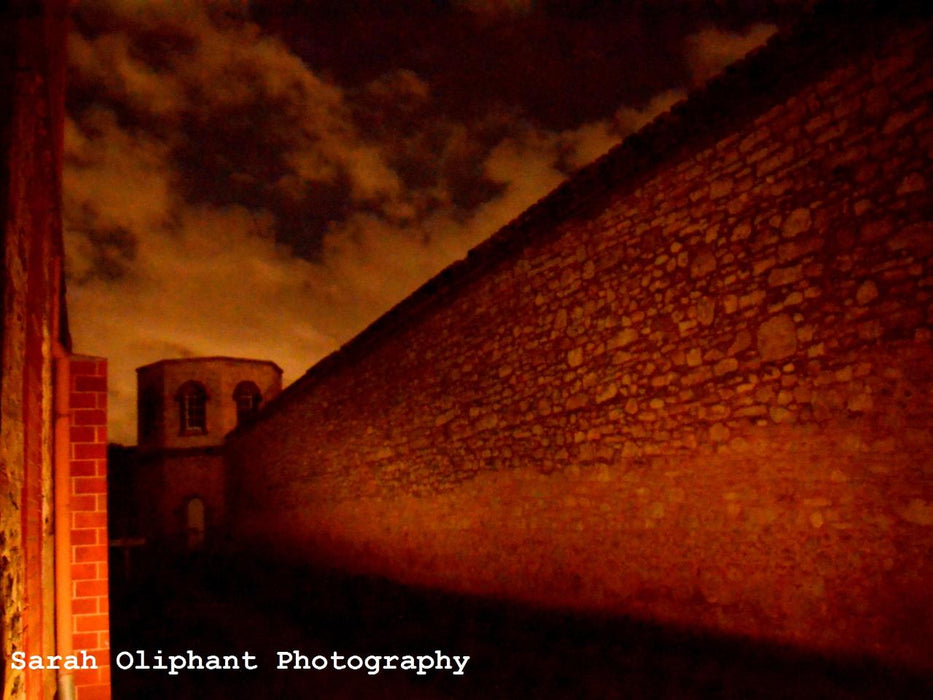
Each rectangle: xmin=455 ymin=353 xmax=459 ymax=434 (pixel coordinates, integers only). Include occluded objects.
xmin=108 ymin=552 xmax=933 ymax=700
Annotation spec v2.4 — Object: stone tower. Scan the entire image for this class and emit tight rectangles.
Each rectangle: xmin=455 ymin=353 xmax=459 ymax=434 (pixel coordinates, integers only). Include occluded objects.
xmin=135 ymin=357 xmax=282 ymax=549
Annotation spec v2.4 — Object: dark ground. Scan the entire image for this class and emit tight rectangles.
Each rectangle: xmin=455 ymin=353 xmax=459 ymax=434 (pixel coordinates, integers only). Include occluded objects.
xmin=109 ymin=551 xmax=933 ymax=699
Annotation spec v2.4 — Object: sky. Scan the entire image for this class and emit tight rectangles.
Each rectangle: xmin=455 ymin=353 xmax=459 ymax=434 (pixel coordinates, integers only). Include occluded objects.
xmin=63 ymin=0 xmax=807 ymax=444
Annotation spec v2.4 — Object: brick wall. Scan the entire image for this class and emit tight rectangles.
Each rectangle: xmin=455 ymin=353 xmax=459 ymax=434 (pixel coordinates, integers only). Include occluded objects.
xmin=228 ymin=8 xmax=933 ymax=671
xmin=67 ymin=357 xmax=110 ymax=699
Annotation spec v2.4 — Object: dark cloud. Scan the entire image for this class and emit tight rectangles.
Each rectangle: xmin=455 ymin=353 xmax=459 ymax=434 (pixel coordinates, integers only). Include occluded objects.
xmin=68 ymin=223 xmax=138 ymax=284
xmin=64 ymin=0 xmax=791 ymax=442
xmin=252 ymin=0 xmax=803 ymax=128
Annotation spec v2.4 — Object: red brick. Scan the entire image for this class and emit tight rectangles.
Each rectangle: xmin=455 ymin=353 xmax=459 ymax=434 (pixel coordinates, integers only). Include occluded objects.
xmin=76 ymin=684 xmax=111 ymax=700
xmin=69 ymin=360 xmax=99 ymax=376
xmin=72 ymin=632 xmax=99 ymax=650
xmin=74 ymin=545 xmax=108 ymax=562
xmin=76 ymin=580 xmax=108 ymax=597
xmin=71 ymin=494 xmax=97 ymax=511
xmin=73 ymin=667 xmax=100 ymax=685
xmin=97 ymin=495 xmax=108 ymax=512
xmin=74 ymin=512 xmax=107 ymax=528
xmin=70 ymin=528 xmax=98 ymax=545
xmin=74 ymin=443 xmax=107 ymax=460
xmin=74 ymin=375 xmax=106 ymax=392
xmin=96 ymin=426 xmax=108 ymax=442
xmin=73 ymin=597 xmax=98 ymax=614
xmin=70 ymin=460 xmax=97 ymax=477
xmin=71 ymin=563 xmax=97 ymax=580
xmin=74 ymin=477 xmax=107 ymax=494
xmin=70 ymin=426 xmax=96 ymax=442
xmin=73 ymin=409 xmax=106 ymax=426
xmin=75 ymin=614 xmax=109 ymax=633
xmin=69 ymin=392 xmax=97 ymax=408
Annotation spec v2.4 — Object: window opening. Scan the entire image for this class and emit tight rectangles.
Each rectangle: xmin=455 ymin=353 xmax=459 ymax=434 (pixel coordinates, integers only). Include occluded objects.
xmin=233 ymin=381 xmax=262 ymax=425
xmin=176 ymin=381 xmax=208 ymax=434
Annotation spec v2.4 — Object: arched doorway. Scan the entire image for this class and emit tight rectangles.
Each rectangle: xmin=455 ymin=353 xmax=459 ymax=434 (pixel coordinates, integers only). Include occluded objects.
xmin=185 ymin=497 xmax=206 ymax=550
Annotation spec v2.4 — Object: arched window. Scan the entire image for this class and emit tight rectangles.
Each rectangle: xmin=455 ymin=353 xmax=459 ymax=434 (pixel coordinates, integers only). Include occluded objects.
xmin=176 ymin=381 xmax=208 ymax=435
xmin=233 ymin=381 xmax=262 ymax=425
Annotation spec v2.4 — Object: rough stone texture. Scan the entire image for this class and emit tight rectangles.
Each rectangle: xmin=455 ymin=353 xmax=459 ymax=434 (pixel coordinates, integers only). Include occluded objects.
xmin=757 ymin=313 xmax=797 ymax=362
xmin=137 ymin=357 xmax=282 ymax=451
xmin=2 ymin=6 xmax=111 ymax=700
xmin=1 ymin=3 xmax=68 ymax=698
xmin=229 ymin=5 xmax=933 ymax=672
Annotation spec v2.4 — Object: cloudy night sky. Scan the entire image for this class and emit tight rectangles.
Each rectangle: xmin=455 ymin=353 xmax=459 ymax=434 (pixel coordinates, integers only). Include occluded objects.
xmin=63 ymin=0 xmax=810 ymax=443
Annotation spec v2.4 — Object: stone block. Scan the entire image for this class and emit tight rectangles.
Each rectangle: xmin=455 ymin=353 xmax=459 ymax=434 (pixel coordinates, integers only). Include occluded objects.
xmin=768 ymin=265 xmax=803 ymax=287
xmin=567 ymin=347 xmax=584 ymax=367
xmin=595 ymin=384 xmax=618 ymax=404
xmin=896 ymin=172 xmax=926 ymax=195
xmin=856 ymin=280 xmax=879 ymax=305
xmin=696 ymin=297 xmax=716 ymax=326
xmin=757 ymin=313 xmax=797 ymax=362
xmin=691 ymin=249 xmax=717 ymax=278
xmin=887 ymin=222 xmax=933 ymax=256
xmin=609 ymin=328 xmax=639 ymax=349
xmin=714 ymin=358 xmax=739 ymax=376
xmin=782 ymin=208 xmax=812 ymax=238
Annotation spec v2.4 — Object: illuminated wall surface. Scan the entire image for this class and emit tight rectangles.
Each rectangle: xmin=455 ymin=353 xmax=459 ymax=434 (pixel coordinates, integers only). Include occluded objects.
xmin=0 ymin=46 xmax=59 ymax=700
xmin=228 ymin=6 xmax=933 ymax=670
xmin=67 ymin=357 xmax=111 ymax=700
xmin=2 ymin=2 xmax=67 ymax=699
xmin=2 ymin=3 xmax=111 ymax=698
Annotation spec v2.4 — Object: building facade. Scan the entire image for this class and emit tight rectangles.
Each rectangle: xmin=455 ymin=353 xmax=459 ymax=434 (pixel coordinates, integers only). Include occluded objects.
xmin=134 ymin=358 xmax=282 ymax=550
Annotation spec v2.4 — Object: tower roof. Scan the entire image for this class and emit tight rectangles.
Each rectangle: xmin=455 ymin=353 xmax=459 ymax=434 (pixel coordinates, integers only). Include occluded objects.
xmin=136 ymin=356 xmax=283 ymax=375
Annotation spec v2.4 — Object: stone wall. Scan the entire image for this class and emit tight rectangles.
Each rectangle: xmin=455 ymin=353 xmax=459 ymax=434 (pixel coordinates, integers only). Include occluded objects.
xmin=1 ymin=2 xmax=69 ymax=698
xmin=136 ymin=449 xmax=226 ymax=549
xmin=228 ymin=7 xmax=933 ymax=670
